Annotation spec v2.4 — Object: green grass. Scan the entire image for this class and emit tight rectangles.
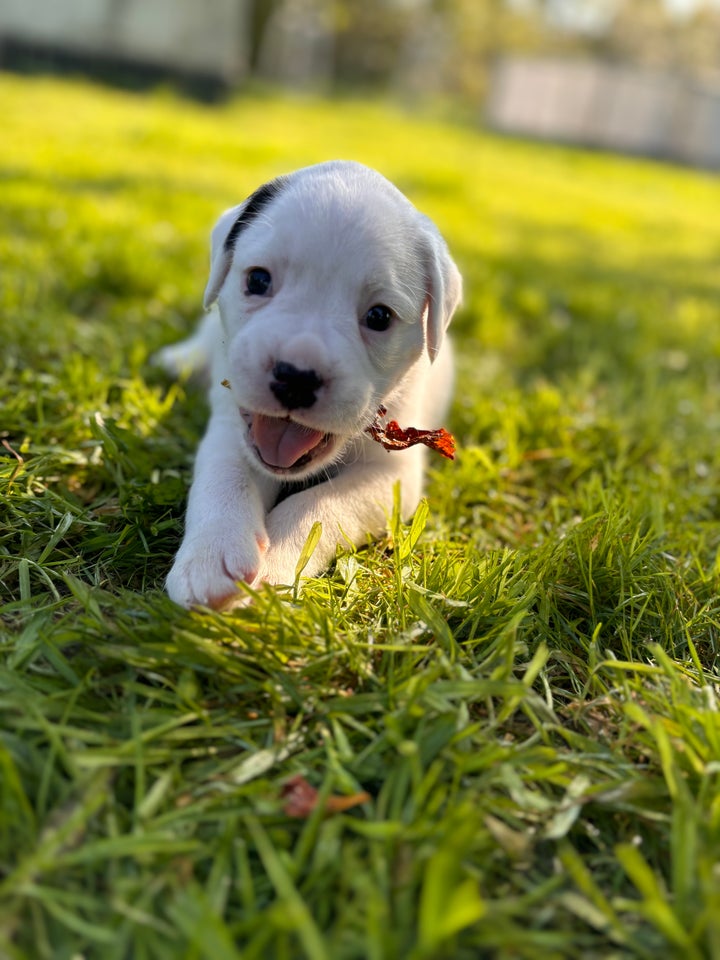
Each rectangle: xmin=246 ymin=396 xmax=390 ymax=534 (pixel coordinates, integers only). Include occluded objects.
xmin=2 ymin=73 xmax=720 ymax=959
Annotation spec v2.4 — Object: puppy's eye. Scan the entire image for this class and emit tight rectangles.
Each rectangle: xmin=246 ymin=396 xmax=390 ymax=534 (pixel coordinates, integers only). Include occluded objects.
xmin=363 ymin=304 xmax=394 ymax=332
xmin=246 ymin=268 xmax=272 ymax=296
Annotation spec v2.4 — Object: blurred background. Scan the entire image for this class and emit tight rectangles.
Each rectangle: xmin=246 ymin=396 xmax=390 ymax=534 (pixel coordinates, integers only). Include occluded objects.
xmin=1 ymin=0 xmax=719 ymax=168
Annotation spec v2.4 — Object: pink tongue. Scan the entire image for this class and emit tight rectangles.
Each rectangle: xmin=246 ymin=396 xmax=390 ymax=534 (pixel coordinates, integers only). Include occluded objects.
xmin=252 ymin=414 xmax=324 ymax=469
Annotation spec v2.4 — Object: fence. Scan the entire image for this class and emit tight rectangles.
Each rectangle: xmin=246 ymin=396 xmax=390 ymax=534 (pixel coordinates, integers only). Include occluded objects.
xmin=0 ymin=0 xmax=250 ymax=87
xmin=487 ymin=58 xmax=720 ymax=169
xmin=0 ymin=0 xmax=340 ymax=91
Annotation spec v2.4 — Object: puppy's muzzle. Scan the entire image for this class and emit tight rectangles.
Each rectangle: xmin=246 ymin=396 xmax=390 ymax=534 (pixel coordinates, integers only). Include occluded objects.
xmin=270 ymin=361 xmax=324 ymax=410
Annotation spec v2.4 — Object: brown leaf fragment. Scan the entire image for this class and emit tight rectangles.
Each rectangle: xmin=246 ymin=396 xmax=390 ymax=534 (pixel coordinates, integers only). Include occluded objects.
xmin=325 ymin=791 xmax=372 ymax=814
xmin=280 ymin=775 xmax=370 ymax=818
xmin=365 ymin=405 xmax=455 ymax=460
xmin=1 ymin=439 xmax=23 ymax=464
xmin=2 ymin=439 xmax=25 ymax=488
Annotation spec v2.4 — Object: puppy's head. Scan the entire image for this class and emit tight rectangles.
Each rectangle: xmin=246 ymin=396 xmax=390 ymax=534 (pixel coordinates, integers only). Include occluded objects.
xmin=204 ymin=161 xmax=462 ymax=479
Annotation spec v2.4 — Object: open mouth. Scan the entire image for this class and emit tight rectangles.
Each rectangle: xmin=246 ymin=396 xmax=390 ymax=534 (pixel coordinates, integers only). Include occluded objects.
xmin=247 ymin=412 xmax=333 ymax=475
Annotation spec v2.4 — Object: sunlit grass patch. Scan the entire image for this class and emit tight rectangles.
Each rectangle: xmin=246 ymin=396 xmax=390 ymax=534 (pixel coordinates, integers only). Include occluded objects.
xmin=2 ymin=73 xmax=720 ymax=958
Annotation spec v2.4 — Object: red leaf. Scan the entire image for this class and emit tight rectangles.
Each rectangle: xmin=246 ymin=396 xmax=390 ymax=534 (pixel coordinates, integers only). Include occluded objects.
xmin=365 ymin=406 xmax=456 ymax=460
xmin=280 ymin=775 xmax=370 ymax=818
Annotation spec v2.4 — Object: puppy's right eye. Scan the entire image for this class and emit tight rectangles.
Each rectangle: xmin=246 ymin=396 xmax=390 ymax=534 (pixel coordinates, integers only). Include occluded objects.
xmin=363 ymin=304 xmax=394 ymax=332
xmin=246 ymin=268 xmax=272 ymax=296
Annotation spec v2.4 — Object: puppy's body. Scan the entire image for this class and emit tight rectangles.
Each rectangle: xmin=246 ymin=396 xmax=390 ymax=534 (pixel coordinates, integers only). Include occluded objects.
xmin=160 ymin=161 xmax=461 ymax=608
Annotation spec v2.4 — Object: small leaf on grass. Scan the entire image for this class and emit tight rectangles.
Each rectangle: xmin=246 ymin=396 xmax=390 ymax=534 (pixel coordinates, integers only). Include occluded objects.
xmin=294 ymin=521 xmax=323 ymax=582
xmin=1 ymin=438 xmax=25 ymax=488
xmin=522 ymin=641 xmax=550 ymax=687
xmin=168 ymin=884 xmax=240 ymax=960
xmin=398 ymin=498 xmax=429 ymax=562
xmin=2 ymin=770 xmax=112 ymax=894
xmin=484 ymin=814 xmax=533 ymax=860
xmin=408 ymin=590 xmax=456 ymax=654
xmin=342 ymin=819 xmax=405 ymax=840
xmin=246 ymin=815 xmax=329 ymax=960
xmin=18 ymin=558 xmax=31 ymax=603
xmin=7 ymin=611 xmax=52 ymax=670
xmin=0 ymin=745 xmax=36 ymax=845
xmin=38 ymin=510 xmax=75 ymax=564
xmin=545 ymin=774 xmax=591 ymax=840
xmin=61 ymin=571 xmax=106 ymax=620
xmin=226 ymin=732 xmax=305 ymax=786
xmin=558 ymin=842 xmax=620 ymax=926
xmin=280 ymin=775 xmax=370 ymax=818
xmin=40 ymin=897 xmax=118 ymax=945
xmin=418 ymin=842 xmax=485 ymax=951
xmin=557 ymin=892 xmax=620 ymax=938
xmin=616 ymin=842 xmax=698 ymax=954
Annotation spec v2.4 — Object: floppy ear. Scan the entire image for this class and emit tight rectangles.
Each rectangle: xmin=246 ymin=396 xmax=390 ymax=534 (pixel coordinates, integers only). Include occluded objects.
xmin=203 ymin=204 xmax=245 ymax=309
xmin=421 ymin=218 xmax=463 ymax=362
xmin=203 ymin=174 xmax=290 ymax=309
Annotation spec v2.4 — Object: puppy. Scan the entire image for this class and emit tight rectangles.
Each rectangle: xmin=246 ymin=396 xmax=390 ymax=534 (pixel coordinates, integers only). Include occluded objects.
xmin=158 ymin=161 xmax=462 ymax=609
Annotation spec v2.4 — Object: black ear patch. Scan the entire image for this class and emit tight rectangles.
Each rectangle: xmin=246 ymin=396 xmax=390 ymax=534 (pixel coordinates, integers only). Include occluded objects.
xmin=224 ymin=175 xmax=290 ymax=252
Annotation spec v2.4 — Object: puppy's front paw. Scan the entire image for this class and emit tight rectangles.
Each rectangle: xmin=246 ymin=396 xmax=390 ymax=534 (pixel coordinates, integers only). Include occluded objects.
xmin=166 ymin=528 xmax=268 ymax=610
xmin=257 ymin=549 xmax=301 ymax=589
xmin=259 ymin=507 xmax=327 ymax=588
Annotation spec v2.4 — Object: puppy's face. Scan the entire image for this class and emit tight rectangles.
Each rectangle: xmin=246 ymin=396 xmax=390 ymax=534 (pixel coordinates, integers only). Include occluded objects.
xmin=205 ymin=162 xmax=461 ymax=480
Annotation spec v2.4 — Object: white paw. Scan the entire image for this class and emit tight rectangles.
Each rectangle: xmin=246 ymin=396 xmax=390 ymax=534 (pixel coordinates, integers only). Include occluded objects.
xmin=257 ymin=548 xmax=302 ymax=588
xmin=166 ymin=527 xmax=268 ymax=609
xmin=258 ymin=507 xmax=327 ymax=587
xmin=150 ymin=343 xmax=205 ymax=380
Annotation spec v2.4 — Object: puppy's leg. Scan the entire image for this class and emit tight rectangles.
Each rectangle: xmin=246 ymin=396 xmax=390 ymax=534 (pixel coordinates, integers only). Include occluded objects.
xmin=167 ymin=414 xmax=275 ymax=609
xmin=260 ymin=451 xmax=425 ymax=587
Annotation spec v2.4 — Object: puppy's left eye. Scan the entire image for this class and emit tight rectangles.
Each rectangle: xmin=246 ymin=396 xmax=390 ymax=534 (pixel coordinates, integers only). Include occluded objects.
xmin=363 ymin=305 xmax=394 ymax=332
xmin=246 ymin=268 xmax=272 ymax=296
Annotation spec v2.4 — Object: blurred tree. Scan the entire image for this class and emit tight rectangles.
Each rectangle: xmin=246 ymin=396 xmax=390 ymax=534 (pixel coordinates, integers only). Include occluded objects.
xmin=254 ymin=0 xmax=335 ymax=87
xmin=248 ymin=0 xmax=282 ymax=72
xmin=333 ymin=0 xmax=410 ymax=88
xmin=541 ymin=0 xmax=621 ymax=33
xmin=441 ymin=0 xmax=548 ymax=100
xmin=243 ymin=0 xmax=720 ymax=102
xmin=587 ymin=0 xmax=720 ymax=80
xmin=676 ymin=8 xmax=720 ymax=80
xmin=393 ymin=0 xmax=552 ymax=102
xmin=597 ymin=0 xmax=686 ymax=68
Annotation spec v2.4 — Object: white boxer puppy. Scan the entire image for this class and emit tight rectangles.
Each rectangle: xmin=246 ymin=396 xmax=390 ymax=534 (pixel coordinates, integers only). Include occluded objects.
xmin=158 ymin=161 xmax=462 ymax=609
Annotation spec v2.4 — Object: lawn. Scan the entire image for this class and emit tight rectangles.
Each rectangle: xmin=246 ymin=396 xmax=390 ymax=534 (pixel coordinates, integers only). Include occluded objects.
xmin=2 ymin=73 xmax=720 ymax=959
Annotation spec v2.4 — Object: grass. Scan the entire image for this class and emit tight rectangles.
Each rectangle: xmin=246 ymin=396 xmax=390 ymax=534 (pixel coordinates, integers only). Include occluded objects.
xmin=2 ymin=72 xmax=720 ymax=958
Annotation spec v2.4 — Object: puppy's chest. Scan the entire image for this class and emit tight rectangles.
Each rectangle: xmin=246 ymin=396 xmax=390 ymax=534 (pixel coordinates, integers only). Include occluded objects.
xmin=275 ymin=461 xmax=343 ymax=506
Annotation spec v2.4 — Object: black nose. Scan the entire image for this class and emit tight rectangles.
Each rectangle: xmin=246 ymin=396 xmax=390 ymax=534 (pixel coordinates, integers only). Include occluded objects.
xmin=270 ymin=361 xmax=324 ymax=410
